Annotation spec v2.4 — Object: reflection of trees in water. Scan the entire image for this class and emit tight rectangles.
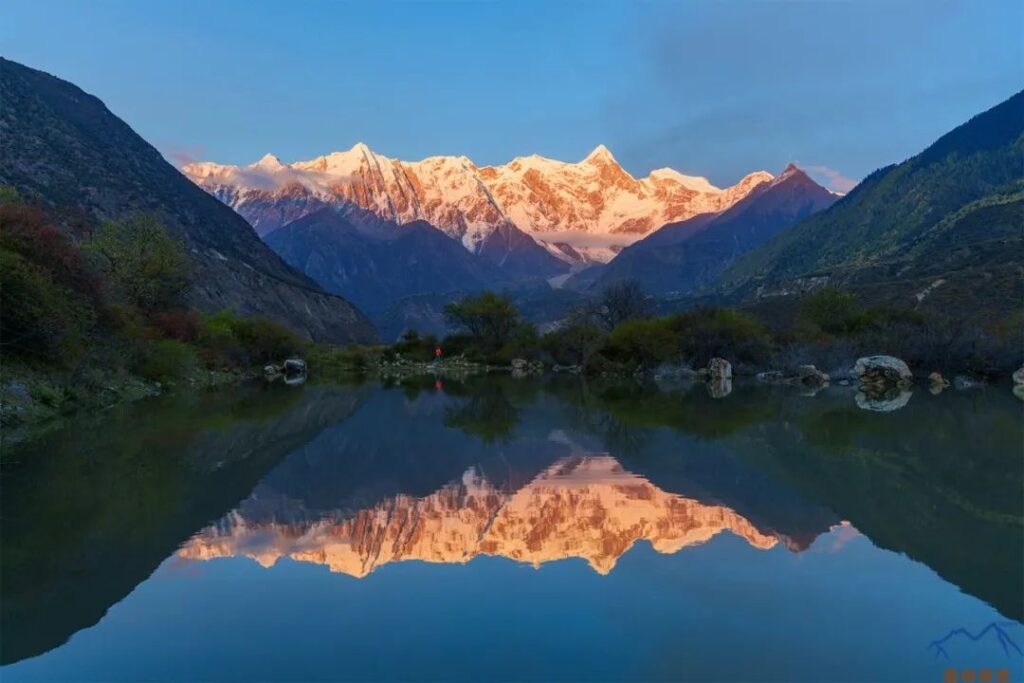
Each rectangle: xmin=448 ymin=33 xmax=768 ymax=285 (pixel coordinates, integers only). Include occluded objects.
xmin=544 ymin=377 xmax=1023 ymax=621
xmin=0 ymin=384 xmax=367 ymax=666
xmin=443 ymin=383 xmax=519 ymax=443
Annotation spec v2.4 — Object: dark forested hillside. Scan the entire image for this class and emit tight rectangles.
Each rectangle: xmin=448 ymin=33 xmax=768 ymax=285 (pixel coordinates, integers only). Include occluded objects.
xmin=0 ymin=58 xmax=376 ymax=343
xmin=718 ymin=89 xmax=1024 ymax=315
xmin=265 ymin=209 xmax=499 ymax=314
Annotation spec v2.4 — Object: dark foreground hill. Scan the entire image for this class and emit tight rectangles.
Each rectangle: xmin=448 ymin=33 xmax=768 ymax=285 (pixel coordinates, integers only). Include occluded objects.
xmin=0 ymin=58 xmax=376 ymax=343
xmin=718 ymin=90 xmax=1024 ymax=319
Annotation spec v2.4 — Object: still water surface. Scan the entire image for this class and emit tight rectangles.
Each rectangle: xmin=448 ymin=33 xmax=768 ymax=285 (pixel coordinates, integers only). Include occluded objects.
xmin=2 ymin=378 xmax=1022 ymax=681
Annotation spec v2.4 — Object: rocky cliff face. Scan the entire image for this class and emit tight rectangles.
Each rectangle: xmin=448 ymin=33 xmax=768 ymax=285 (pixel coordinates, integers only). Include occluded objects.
xmin=182 ymin=144 xmax=773 ymax=265
xmin=179 ymin=456 xmax=801 ymax=576
xmin=0 ymin=58 xmax=377 ymax=343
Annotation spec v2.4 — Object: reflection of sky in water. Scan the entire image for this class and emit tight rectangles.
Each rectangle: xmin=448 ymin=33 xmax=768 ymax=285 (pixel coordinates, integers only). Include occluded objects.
xmin=6 ymin=524 xmax=1021 ymax=682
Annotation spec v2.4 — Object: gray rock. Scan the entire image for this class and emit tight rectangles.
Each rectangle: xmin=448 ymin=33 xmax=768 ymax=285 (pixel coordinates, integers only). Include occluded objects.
xmin=707 ymin=357 xmax=732 ymax=380
xmin=854 ymin=355 xmax=912 ymax=387
xmin=796 ymin=364 xmax=830 ymax=386
xmin=1013 ymin=366 xmax=1024 ymax=385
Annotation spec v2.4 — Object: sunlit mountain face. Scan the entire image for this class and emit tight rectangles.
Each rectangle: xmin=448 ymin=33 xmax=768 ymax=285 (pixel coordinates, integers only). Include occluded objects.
xmin=179 ymin=455 xmax=826 ymax=576
xmin=181 ymin=144 xmax=774 ymax=264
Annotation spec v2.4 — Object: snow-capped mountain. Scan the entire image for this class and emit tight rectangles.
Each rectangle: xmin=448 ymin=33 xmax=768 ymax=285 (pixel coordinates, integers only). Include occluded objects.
xmin=182 ymin=144 xmax=773 ymax=264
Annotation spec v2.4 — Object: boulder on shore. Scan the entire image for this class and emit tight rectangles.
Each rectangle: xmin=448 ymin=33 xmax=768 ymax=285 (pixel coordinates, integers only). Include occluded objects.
xmin=795 ymin=364 xmax=830 ymax=387
xmin=854 ymin=356 xmax=912 ymax=387
xmin=707 ymin=357 xmax=732 ymax=380
xmin=1013 ymin=366 xmax=1024 ymax=385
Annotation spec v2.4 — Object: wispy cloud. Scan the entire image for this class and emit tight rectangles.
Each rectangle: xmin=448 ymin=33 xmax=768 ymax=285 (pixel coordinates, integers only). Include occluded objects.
xmin=159 ymin=143 xmax=209 ymax=168
xmin=803 ymin=165 xmax=858 ymax=194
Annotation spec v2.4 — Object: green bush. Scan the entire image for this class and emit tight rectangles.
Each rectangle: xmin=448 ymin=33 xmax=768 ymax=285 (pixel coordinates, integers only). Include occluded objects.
xmin=198 ymin=311 xmax=304 ymax=366
xmin=494 ymin=322 xmax=541 ymax=364
xmin=798 ymin=287 xmax=881 ymax=337
xmin=231 ymin=316 xmax=304 ymax=363
xmin=674 ymin=308 xmax=774 ymax=367
xmin=133 ymin=339 xmax=200 ymax=383
xmin=543 ymin=322 xmax=607 ymax=366
xmin=605 ymin=317 xmax=678 ymax=368
xmin=0 ymin=249 xmax=94 ymax=363
xmin=88 ymin=214 xmax=190 ymax=312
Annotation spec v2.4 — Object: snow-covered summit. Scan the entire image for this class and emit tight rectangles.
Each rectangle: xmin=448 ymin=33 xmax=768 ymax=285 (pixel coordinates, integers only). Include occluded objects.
xmin=181 ymin=144 xmax=773 ymax=262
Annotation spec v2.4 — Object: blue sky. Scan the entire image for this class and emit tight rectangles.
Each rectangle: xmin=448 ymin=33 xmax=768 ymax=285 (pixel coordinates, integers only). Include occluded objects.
xmin=3 ymin=1 xmax=1020 ymax=191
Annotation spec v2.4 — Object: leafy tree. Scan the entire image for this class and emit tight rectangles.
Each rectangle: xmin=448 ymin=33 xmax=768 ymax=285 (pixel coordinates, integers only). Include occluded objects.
xmin=89 ymin=214 xmax=190 ymax=312
xmin=443 ymin=292 xmax=520 ymax=356
xmin=543 ymin=317 xmax=607 ymax=366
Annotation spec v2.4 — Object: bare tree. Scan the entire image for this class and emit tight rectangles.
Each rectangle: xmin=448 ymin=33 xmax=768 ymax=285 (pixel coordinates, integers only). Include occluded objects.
xmin=596 ymin=279 xmax=651 ymax=330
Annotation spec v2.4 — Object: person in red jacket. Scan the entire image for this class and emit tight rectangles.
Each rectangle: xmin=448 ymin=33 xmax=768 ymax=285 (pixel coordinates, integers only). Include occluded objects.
xmin=434 ymin=346 xmax=442 ymax=363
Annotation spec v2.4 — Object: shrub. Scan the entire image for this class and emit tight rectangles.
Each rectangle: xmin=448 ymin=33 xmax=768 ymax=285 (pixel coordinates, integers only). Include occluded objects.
xmin=605 ymin=317 xmax=678 ymax=368
xmin=543 ymin=321 xmax=607 ymax=366
xmin=494 ymin=322 xmax=541 ymax=364
xmin=798 ymin=287 xmax=882 ymax=337
xmin=151 ymin=309 xmax=206 ymax=342
xmin=88 ymin=214 xmax=190 ymax=311
xmin=133 ymin=339 xmax=200 ymax=383
xmin=391 ymin=329 xmax=439 ymax=362
xmin=674 ymin=308 xmax=774 ymax=368
xmin=0 ymin=249 xmax=94 ymax=362
xmin=231 ymin=316 xmax=304 ymax=363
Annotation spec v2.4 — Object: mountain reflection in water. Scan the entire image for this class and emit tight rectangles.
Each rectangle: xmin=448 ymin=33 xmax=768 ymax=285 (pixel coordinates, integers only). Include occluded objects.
xmin=179 ymin=454 xmax=821 ymax=576
xmin=1 ymin=377 xmax=1021 ymax=682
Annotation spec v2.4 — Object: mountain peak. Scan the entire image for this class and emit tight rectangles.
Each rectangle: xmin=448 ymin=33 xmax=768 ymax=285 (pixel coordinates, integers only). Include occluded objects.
xmin=779 ymin=163 xmax=803 ymax=179
xmin=771 ymin=163 xmax=817 ymax=188
xmin=252 ymin=153 xmax=285 ymax=170
xmin=584 ymin=144 xmax=616 ymax=164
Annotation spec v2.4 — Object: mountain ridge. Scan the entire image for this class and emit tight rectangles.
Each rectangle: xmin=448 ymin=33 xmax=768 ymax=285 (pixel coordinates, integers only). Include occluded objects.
xmin=182 ymin=143 xmax=775 ymax=265
xmin=576 ymin=164 xmax=837 ymax=295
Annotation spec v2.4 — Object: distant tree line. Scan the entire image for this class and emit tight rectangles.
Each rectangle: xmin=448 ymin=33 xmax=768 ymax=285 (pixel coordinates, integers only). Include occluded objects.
xmin=395 ymin=279 xmax=1022 ymax=378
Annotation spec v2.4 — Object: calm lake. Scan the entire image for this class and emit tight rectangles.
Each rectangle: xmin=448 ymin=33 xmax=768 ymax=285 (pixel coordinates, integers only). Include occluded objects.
xmin=2 ymin=377 xmax=1022 ymax=682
